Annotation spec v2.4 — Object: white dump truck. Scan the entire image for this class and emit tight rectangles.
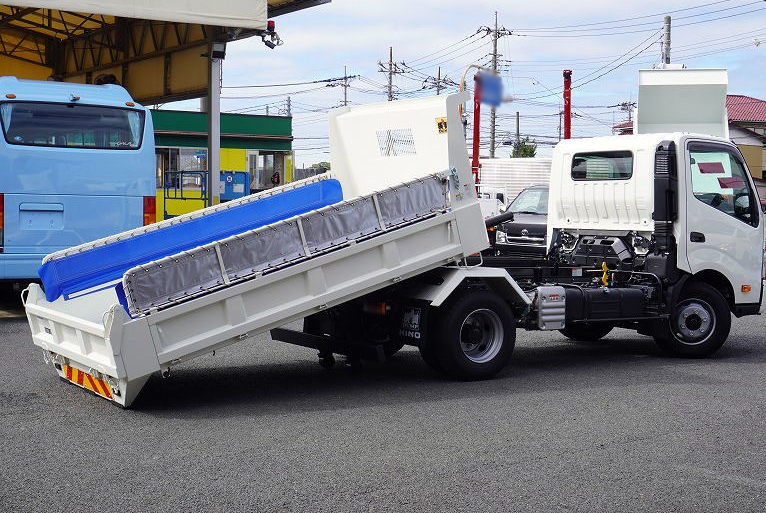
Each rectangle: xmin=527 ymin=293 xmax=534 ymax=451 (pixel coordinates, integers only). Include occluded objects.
xmin=23 ymin=69 xmax=764 ymax=407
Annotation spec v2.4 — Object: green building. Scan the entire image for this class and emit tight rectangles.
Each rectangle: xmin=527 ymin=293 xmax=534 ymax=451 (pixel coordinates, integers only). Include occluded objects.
xmin=150 ymin=109 xmax=293 ymax=218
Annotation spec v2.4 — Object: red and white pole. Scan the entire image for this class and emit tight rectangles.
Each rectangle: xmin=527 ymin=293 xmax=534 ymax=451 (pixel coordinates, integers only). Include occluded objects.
xmin=563 ymin=69 xmax=572 ymax=140
xmin=471 ymin=74 xmax=482 ymax=190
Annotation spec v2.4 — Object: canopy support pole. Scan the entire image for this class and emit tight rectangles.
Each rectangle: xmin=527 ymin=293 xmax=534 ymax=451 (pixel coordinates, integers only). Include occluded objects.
xmin=206 ymin=56 xmax=222 ymax=206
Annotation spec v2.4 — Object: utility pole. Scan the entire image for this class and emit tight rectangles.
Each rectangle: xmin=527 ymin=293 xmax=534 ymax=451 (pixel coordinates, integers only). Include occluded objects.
xmin=662 ymin=15 xmax=671 ymax=64
xmin=386 ymin=47 xmax=393 ymax=101
xmin=377 ymin=47 xmax=404 ymax=101
xmin=266 ymin=105 xmax=269 ymax=116
xmin=342 ymin=66 xmax=349 ymax=106
xmin=486 ymin=12 xmax=512 ymax=158
xmin=286 ymin=96 xmax=291 ymax=116
xmin=423 ymin=66 xmax=451 ymax=94
xmin=490 ymin=12 xmax=498 ymax=158
xmin=515 ymin=111 xmax=520 ymax=144
xmin=619 ymin=101 xmax=635 ymax=123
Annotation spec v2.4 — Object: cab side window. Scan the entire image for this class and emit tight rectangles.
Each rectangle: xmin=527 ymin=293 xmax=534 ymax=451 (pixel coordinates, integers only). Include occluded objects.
xmin=689 ymin=144 xmax=759 ymax=227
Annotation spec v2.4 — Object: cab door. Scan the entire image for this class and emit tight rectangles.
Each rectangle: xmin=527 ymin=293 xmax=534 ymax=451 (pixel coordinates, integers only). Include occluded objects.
xmin=684 ymin=140 xmax=764 ymax=305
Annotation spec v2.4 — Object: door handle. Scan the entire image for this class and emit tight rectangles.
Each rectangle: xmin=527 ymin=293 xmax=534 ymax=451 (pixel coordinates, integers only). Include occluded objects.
xmin=690 ymin=231 xmax=706 ymax=243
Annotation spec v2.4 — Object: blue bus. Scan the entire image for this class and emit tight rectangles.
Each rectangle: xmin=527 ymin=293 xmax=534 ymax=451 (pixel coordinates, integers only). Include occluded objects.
xmin=0 ymin=77 xmax=156 ymax=281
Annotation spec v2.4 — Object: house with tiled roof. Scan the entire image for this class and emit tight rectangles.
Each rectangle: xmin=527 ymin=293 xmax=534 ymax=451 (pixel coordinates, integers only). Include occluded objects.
xmin=613 ymin=95 xmax=766 ymax=189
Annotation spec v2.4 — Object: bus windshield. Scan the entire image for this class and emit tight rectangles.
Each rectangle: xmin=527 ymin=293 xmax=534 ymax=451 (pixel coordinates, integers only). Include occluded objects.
xmin=0 ymin=102 xmax=144 ymax=150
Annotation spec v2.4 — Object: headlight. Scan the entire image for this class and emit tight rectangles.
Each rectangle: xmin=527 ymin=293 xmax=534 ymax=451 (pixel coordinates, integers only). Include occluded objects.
xmin=559 ymin=230 xmax=577 ymax=252
xmin=631 ymin=233 xmax=651 ymax=256
xmin=496 ymin=231 xmax=507 ymax=243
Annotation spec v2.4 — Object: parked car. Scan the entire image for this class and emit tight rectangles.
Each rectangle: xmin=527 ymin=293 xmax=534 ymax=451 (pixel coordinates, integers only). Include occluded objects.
xmin=492 ymin=184 xmax=548 ymax=260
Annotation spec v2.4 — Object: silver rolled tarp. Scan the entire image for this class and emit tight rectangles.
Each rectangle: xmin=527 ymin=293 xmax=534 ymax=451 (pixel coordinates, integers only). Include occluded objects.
xmin=122 ymin=173 xmax=449 ymax=316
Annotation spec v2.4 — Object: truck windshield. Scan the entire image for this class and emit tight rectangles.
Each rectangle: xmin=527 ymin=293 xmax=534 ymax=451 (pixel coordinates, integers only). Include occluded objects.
xmin=0 ymin=102 xmax=144 ymax=149
xmin=509 ymin=187 xmax=548 ymax=214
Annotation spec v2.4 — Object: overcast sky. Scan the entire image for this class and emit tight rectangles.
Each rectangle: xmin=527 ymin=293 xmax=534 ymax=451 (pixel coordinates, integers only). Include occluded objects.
xmin=187 ymin=0 xmax=766 ymax=164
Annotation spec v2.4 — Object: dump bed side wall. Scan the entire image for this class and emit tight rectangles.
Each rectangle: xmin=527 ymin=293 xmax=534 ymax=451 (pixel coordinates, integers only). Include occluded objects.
xmin=144 ymin=210 xmax=478 ymax=365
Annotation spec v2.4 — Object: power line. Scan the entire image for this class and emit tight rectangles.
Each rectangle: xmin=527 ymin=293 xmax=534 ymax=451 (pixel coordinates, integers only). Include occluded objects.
xmin=221 ymin=85 xmax=334 ymax=100
xmin=512 ymin=4 xmax=766 ymax=37
xmin=512 ymin=31 xmax=661 ymax=100
xmin=406 ymin=31 xmax=482 ymax=64
xmin=675 ymin=5 xmax=766 ymax=27
xmin=402 ymin=36 xmax=491 ymax=71
xmin=508 ymin=0 xmax=737 ymax=31
xmin=222 ymin=75 xmax=357 ymax=89
xmin=511 ymin=1 xmax=761 ymax=35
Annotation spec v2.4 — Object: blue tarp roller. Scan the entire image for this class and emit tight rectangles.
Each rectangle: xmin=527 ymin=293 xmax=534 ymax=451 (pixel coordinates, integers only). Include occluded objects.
xmin=39 ymin=179 xmax=343 ymax=303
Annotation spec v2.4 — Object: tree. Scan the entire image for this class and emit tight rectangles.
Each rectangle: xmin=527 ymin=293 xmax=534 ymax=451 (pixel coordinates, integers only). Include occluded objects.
xmin=511 ymin=137 xmax=537 ymax=158
xmin=310 ymin=161 xmax=331 ymax=171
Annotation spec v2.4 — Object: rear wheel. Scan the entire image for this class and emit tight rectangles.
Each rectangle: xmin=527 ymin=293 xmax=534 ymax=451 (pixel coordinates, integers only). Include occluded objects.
xmin=429 ymin=290 xmax=516 ymax=380
xmin=559 ymin=323 xmax=614 ymax=342
xmin=653 ymin=281 xmax=731 ymax=358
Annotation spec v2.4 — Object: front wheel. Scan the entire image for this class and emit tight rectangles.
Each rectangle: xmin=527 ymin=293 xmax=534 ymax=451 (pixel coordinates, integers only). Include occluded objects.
xmin=653 ymin=281 xmax=731 ymax=358
xmin=429 ymin=290 xmax=516 ymax=380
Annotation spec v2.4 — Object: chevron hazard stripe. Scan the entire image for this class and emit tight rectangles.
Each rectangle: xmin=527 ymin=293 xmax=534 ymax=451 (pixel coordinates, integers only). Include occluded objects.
xmin=62 ymin=365 xmax=113 ymax=400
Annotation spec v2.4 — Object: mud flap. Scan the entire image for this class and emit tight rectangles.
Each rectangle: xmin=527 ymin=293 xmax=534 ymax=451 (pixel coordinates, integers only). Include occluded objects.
xmin=397 ymin=301 xmax=431 ymax=346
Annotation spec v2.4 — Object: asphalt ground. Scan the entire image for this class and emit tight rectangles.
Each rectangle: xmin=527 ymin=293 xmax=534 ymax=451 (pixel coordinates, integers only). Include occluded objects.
xmin=2 ymin=290 xmax=766 ymax=512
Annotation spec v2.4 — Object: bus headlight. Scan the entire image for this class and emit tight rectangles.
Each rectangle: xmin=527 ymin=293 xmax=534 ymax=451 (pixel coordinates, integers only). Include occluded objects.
xmin=496 ymin=231 xmax=507 ymax=244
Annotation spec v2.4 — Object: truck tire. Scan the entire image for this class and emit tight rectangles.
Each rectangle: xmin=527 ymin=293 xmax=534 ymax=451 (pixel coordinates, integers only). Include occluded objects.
xmin=653 ymin=281 xmax=731 ymax=358
xmin=430 ymin=290 xmax=516 ymax=380
xmin=559 ymin=323 xmax=614 ymax=342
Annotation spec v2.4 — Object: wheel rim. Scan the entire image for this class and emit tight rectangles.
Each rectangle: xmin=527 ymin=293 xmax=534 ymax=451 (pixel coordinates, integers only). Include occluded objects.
xmin=673 ymin=298 xmax=716 ymax=345
xmin=459 ymin=309 xmax=504 ymax=363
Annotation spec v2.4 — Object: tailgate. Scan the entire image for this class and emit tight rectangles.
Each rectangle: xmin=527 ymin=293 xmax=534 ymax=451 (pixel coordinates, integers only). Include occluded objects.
xmin=24 ymin=284 xmax=118 ymax=377
xmin=23 ymin=284 xmax=160 ymax=407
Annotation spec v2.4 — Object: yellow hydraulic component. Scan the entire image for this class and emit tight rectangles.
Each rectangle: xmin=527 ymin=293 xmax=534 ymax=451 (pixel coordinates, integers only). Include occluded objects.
xmin=601 ymin=261 xmax=609 ymax=287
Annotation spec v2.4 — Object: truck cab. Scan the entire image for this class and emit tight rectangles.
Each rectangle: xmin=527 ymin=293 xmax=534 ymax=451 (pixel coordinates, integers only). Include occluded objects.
xmin=546 ymin=131 xmax=763 ymax=352
xmin=541 ymin=68 xmax=763 ymax=354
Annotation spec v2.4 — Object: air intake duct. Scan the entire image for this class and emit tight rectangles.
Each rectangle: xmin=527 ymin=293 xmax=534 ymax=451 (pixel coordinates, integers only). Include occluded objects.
xmin=652 ymin=140 xmax=678 ymax=254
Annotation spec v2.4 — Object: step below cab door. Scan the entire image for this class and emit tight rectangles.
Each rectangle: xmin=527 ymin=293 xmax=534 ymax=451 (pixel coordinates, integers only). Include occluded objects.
xmin=684 ymin=139 xmax=764 ymax=305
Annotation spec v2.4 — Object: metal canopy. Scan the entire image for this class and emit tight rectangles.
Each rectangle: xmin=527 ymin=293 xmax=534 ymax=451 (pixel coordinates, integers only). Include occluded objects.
xmin=2 ymin=1 xmax=268 ymax=29
xmin=0 ymin=0 xmax=330 ymax=104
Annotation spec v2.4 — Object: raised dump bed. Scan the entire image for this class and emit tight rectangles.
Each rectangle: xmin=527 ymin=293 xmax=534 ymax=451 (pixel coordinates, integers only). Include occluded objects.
xmin=23 ymin=92 xmax=488 ymax=407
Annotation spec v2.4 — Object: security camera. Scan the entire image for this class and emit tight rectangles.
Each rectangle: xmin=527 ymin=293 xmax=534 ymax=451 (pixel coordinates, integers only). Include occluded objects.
xmin=262 ymin=36 xmax=277 ymax=50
